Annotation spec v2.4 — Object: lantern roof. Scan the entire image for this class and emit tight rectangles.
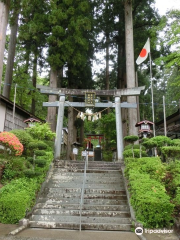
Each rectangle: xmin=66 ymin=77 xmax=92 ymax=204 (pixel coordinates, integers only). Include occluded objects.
xmin=24 ymin=118 xmax=41 ymax=123
xmin=135 ymin=120 xmax=154 ymax=127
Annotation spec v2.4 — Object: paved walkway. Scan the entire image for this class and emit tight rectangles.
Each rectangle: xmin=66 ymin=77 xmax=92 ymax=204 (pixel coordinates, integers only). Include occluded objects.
xmin=0 ymin=224 xmax=179 ymax=240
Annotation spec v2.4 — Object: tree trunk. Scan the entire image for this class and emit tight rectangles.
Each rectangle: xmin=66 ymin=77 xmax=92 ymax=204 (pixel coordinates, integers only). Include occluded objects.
xmin=106 ymin=33 xmax=110 ymax=114
xmin=31 ymin=54 xmax=37 ymax=115
xmin=124 ymin=0 xmax=138 ymax=136
xmin=3 ymin=6 xmax=19 ymax=99
xmin=79 ymin=121 xmax=84 ymax=146
xmin=117 ymin=41 xmax=128 ymax=140
xmin=47 ymin=68 xmax=57 ymax=132
xmin=0 ymin=0 xmax=10 ymax=93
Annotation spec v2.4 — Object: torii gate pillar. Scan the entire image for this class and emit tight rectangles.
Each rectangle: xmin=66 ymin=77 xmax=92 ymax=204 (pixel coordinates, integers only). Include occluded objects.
xmin=54 ymin=95 xmax=65 ymax=159
xmin=115 ymin=97 xmax=124 ymax=161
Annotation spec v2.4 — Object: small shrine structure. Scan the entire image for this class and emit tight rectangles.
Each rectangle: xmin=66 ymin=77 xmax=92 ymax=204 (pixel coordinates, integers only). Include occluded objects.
xmin=135 ymin=120 xmax=154 ymax=138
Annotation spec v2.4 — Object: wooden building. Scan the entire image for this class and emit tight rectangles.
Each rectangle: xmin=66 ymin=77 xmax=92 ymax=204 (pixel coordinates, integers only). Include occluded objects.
xmin=0 ymin=94 xmax=43 ymax=132
xmin=156 ymin=109 xmax=180 ymax=139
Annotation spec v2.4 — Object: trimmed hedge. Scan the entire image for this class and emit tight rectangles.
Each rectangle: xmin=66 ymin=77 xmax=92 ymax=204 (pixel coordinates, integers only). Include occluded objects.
xmin=123 ymin=149 xmax=147 ymax=158
xmin=128 ymin=171 xmax=174 ymax=228
xmin=124 ymin=157 xmax=174 ymax=228
xmin=0 ymin=178 xmax=39 ymax=223
xmin=34 ymin=150 xmax=46 ymax=156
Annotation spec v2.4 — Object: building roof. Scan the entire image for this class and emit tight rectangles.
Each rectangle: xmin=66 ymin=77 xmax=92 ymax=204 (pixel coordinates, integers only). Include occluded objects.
xmin=0 ymin=94 xmax=44 ymax=122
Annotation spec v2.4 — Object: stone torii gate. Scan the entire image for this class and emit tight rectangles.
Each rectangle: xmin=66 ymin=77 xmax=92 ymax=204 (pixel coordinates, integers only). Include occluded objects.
xmin=39 ymin=86 xmax=145 ymax=161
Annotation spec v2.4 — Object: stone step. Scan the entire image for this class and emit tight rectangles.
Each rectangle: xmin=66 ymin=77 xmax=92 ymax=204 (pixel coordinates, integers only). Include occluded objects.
xmin=33 ymin=203 xmax=130 ymax=211
xmin=43 ymin=187 xmax=126 ymax=195
xmin=42 ymin=192 xmax=127 ymax=200
xmin=30 ymin=215 xmax=132 ymax=225
xmin=51 ymin=174 xmax=123 ymax=180
xmin=55 ymin=160 xmax=121 ymax=166
xmin=52 ymin=171 xmax=123 ymax=177
xmin=46 ymin=184 xmax=124 ymax=190
xmin=33 ymin=209 xmax=131 ymax=218
xmin=54 ymin=168 xmax=122 ymax=173
xmin=37 ymin=197 xmax=128 ymax=205
xmin=48 ymin=179 xmax=124 ymax=185
xmin=29 ymin=220 xmax=132 ymax=231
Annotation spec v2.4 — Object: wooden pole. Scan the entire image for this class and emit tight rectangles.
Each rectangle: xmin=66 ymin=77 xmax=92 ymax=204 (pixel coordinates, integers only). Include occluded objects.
xmin=12 ymin=84 xmax=17 ymax=130
xmin=163 ymin=96 xmax=167 ymax=136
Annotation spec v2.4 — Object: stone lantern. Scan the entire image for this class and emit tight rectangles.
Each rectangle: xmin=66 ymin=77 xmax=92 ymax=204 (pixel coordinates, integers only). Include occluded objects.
xmin=135 ymin=120 xmax=154 ymax=138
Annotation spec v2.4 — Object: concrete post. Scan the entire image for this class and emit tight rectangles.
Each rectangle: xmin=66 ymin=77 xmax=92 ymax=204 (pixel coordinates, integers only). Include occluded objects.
xmin=54 ymin=95 xmax=65 ymax=159
xmin=115 ymin=97 xmax=124 ymax=161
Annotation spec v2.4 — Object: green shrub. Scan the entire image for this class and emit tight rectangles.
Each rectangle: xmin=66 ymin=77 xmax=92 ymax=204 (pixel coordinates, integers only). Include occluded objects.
xmin=26 ymin=157 xmax=33 ymax=164
xmin=174 ymin=188 xmax=180 ymax=205
xmin=27 ymin=142 xmax=39 ymax=150
xmin=125 ymin=157 xmax=166 ymax=181
xmin=171 ymin=139 xmax=180 ymax=146
xmin=128 ymin=171 xmax=174 ymax=228
xmin=34 ymin=159 xmax=46 ymax=167
xmin=45 ymin=140 xmax=54 ymax=150
xmin=0 ymin=178 xmax=39 ymax=223
xmin=124 ymin=144 xmax=146 ymax=151
xmin=36 ymin=141 xmax=48 ymax=150
xmin=2 ymin=158 xmax=26 ymax=181
xmin=161 ymin=146 xmax=180 ymax=160
xmin=24 ymin=169 xmax=36 ymax=178
xmin=34 ymin=150 xmax=46 ymax=156
xmin=26 ymin=122 xmax=56 ymax=141
xmin=123 ymin=149 xmax=147 ymax=158
xmin=10 ymin=130 xmax=33 ymax=149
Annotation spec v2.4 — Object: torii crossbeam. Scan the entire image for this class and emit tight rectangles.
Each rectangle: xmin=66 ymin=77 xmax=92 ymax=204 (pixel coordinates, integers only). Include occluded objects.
xmin=38 ymin=86 xmax=145 ymax=161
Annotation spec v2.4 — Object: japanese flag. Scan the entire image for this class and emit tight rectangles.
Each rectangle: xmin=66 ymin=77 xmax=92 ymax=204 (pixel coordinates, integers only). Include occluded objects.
xmin=136 ymin=38 xmax=150 ymax=65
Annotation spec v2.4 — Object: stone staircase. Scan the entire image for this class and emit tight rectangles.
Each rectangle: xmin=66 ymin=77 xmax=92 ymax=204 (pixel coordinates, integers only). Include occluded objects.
xmin=29 ymin=160 xmax=132 ymax=231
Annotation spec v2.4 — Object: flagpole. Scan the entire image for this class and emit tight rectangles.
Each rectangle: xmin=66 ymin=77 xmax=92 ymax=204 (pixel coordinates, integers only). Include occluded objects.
xmin=149 ymin=42 xmax=155 ymax=137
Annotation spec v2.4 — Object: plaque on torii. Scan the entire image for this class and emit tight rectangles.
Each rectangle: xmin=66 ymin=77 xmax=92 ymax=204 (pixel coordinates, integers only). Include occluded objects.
xmin=38 ymin=85 xmax=145 ymax=160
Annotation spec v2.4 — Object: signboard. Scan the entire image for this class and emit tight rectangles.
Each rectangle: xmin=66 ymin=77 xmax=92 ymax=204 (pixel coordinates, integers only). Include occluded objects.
xmin=81 ymin=151 xmax=94 ymax=157
xmin=85 ymin=92 xmax=96 ymax=106
xmin=73 ymin=148 xmax=78 ymax=155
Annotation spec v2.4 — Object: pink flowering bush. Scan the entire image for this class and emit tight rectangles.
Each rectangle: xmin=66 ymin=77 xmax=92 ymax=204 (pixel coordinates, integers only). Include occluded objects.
xmin=0 ymin=132 xmax=23 ymax=156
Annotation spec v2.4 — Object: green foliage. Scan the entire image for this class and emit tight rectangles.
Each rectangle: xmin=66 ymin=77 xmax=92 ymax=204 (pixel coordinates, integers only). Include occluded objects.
xmin=129 ymin=171 xmax=174 ymax=228
xmin=27 ymin=142 xmax=39 ymax=150
xmin=0 ymin=178 xmax=39 ymax=223
xmin=125 ymin=157 xmax=174 ymax=228
xmin=34 ymin=159 xmax=46 ymax=167
xmin=171 ymin=139 xmax=180 ymax=146
xmin=123 ymin=149 xmax=147 ymax=159
xmin=124 ymin=144 xmax=145 ymax=151
xmin=103 ymin=150 xmax=112 ymax=162
xmin=23 ymin=169 xmax=36 ymax=178
xmin=97 ymin=112 xmax=116 ymax=150
xmin=10 ymin=129 xmax=33 ymax=149
xmin=2 ymin=158 xmax=26 ymax=181
xmin=174 ymin=188 xmax=180 ymax=205
xmin=26 ymin=157 xmax=33 ymax=164
xmin=36 ymin=141 xmax=48 ymax=150
xmin=125 ymin=157 xmax=166 ymax=181
xmin=124 ymin=135 xmax=139 ymax=143
xmin=161 ymin=146 xmax=180 ymax=160
xmin=26 ymin=123 xmax=56 ymax=141
xmin=34 ymin=150 xmax=46 ymax=156
xmin=45 ymin=140 xmax=54 ymax=151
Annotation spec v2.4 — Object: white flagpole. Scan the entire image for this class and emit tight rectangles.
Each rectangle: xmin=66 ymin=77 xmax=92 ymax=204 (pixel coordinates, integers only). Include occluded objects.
xmin=149 ymin=40 xmax=155 ymax=137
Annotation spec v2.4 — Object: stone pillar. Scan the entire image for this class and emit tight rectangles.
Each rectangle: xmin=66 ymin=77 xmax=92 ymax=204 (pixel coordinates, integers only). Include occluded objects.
xmin=115 ymin=96 xmax=124 ymax=161
xmin=54 ymin=95 xmax=65 ymax=159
